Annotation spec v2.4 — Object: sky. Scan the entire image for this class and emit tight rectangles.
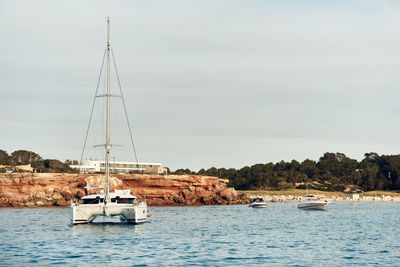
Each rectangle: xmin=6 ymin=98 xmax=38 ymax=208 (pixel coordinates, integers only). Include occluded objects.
xmin=1 ymin=0 xmax=400 ymax=171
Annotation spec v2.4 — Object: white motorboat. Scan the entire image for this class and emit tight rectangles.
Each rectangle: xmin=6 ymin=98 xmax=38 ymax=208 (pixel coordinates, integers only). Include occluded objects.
xmin=71 ymin=18 xmax=149 ymax=224
xmin=249 ymin=197 xmax=268 ymax=208
xmin=297 ymin=195 xmax=327 ymax=210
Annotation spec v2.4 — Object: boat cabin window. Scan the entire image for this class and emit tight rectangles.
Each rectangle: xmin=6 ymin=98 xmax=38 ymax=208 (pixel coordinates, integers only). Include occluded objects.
xmin=82 ymin=197 xmax=103 ymax=204
xmin=111 ymin=198 xmax=117 ymax=203
xmin=118 ymin=198 xmax=135 ymax=204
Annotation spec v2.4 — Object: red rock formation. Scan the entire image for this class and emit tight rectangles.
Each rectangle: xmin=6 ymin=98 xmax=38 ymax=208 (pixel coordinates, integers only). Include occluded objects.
xmin=0 ymin=173 xmax=250 ymax=207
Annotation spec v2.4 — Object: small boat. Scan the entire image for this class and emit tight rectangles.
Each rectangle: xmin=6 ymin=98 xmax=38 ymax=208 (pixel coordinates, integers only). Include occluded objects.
xmin=249 ymin=197 xmax=268 ymax=208
xmin=297 ymin=195 xmax=327 ymax=210
xmin=71 ymin=18 xmax=149 ymax=224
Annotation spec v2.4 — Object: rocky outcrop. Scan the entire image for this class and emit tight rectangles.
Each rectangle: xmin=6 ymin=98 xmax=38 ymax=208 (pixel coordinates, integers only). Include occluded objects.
xmin=0 ymin=173 xmax=250 ymax=207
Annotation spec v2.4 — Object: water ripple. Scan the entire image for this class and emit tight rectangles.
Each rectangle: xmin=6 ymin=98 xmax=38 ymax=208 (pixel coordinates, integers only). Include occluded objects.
xmin=0 ymin=203 xmax=399 ymax=265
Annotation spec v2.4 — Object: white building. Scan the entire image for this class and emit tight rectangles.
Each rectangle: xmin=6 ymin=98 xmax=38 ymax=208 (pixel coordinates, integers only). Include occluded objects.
xmin=70 ymin=160 xmax=167 ymax=175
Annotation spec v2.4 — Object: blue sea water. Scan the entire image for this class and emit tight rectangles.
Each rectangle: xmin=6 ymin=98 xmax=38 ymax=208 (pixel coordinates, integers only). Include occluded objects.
xmin=0 ymin=202 xmax=399 ymax=266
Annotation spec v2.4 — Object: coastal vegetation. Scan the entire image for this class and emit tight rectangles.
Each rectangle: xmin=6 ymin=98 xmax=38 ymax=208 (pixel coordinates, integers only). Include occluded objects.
xmin=0 ymin=149 xmax=78 ymax=173
xmin=3 ymin=149 xmax=400 ymax=192
xmin=172 ymin=152 xmax=400 ymax=192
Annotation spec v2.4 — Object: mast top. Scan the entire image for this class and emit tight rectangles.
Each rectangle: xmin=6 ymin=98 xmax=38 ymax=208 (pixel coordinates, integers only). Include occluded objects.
xmin=106 ymin=17 xmax=111 ymax=48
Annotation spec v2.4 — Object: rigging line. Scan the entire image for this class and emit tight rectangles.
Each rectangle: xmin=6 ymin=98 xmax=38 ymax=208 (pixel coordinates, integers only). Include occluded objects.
xmin=80 ymin=48 xmax=107 ymax=165
xmin=110 ymin=48 xmax=139 ymax=166
xmin=92 ymin=58 xmax=106 ymax=153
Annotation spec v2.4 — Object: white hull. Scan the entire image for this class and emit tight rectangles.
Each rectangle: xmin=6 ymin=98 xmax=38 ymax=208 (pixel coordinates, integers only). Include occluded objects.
xmin=71 ymin=202 xmax=148 ymax=224
xmin=297 ymin=201 xmax=327 ymax=210
xmin=249 ymin=203 xmax=268 ymax=208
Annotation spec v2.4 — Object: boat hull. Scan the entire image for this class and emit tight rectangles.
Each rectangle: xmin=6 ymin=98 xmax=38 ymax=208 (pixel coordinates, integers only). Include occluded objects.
xmin=249 ymin=203 xmax=268 ymax=208
xmin=297 ymin=201 xmax=327 ymax=210
xmin=71 ymin=202 xmax=148 ymax=224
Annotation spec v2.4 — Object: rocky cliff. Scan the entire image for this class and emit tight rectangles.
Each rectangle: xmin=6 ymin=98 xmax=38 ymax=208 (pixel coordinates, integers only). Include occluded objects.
xmin=0 ymin=173 xmax=250 ymax=207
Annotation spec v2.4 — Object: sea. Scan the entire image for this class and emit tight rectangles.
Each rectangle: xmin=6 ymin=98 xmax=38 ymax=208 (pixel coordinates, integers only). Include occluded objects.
xmin=0 ymin=202 xmax=399 ymax=266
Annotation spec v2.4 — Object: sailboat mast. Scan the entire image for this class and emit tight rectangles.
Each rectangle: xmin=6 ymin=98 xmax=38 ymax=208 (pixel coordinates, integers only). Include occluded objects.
xmin=105 ymin=17 xmax=111 ymax=201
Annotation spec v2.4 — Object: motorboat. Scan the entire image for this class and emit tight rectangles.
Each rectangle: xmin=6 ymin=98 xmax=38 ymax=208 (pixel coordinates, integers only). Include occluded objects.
xmin=249 ymin=197 xmax=268 ymax=208
xmin=71 ymin=18 xmax=149 ymax=224
xmin=297 ymin=195 xmax=327 ymax=210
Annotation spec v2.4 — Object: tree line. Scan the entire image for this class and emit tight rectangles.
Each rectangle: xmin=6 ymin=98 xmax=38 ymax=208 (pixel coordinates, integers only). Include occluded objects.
xmin=172 ymin=152 xmax=400 ymax=192
xmin=0 ymin=149 xmax=78 ymax=173
xmin=2 ymin=149 xmax=400 ymax=191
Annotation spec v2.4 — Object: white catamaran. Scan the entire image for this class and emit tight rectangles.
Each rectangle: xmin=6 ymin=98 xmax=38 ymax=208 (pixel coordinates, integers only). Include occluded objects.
xmin=71 ymin=18 xmax=149 ymax=224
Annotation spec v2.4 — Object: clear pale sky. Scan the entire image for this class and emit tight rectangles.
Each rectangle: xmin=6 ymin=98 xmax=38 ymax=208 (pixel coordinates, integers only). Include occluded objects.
xmin=1 ymin=0 xmax=400 ymax=171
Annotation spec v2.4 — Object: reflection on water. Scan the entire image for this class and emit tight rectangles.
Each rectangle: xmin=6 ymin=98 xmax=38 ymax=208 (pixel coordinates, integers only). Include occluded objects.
xmin=71 ymin=220 xmax=149 ymax=235
xmin=0 ymin=203 xmax=400 ymax=265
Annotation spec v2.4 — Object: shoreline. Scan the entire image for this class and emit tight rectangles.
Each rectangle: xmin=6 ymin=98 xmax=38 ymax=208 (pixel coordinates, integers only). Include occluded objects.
xmin=1 ymin=172 xmax=399 ymax=207
xmin=241 ymin=189 xmax=400 ymax=203
xmin=0 ymin=173 xmax=249 ymax=207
